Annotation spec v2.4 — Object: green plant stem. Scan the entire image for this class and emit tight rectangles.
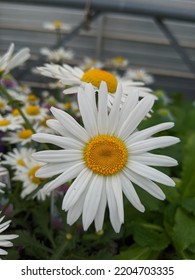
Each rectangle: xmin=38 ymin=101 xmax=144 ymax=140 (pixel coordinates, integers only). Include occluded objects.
xmin=0 ymin=84 xmax=36 ymax=133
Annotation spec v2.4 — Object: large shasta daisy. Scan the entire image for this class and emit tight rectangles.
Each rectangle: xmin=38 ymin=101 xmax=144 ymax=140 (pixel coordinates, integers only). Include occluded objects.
xmin=37 ymin=64 xmax=153 ymax=99
xmin=32 ymin=82 xmax=179 ymax=232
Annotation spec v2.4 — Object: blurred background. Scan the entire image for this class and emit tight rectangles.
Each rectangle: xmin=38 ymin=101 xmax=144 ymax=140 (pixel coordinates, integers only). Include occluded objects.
xmin=0 ymin=0 xmax=195 ymax=98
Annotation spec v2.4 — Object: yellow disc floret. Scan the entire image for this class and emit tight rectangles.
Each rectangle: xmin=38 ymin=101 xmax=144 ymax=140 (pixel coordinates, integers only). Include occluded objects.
xmin=25 ymin=105 xmax=40 ymax=116
xmin=0 ymin=119 xmax=10 ymax=126
xmin=12 ymin=109 xmax=19 ymax=116
xmin=81 ymin=69 xmax=117 ymax=94
xmin=17 ymin=159 xmax=25 ymax=166
xmin=18 ymin=129 xmax=33 ymax=139
xmin=27 ymin=94 xmax=38 ymax=102
xmin=52 ymin=20 xmax=62 ymax=29
xmin=28 ymin=165 xmax=43 ymax=184
xmin=0 ymin=101 xmax=5 ymax=109
xmin=84 ymin=135 xmax=128 ymax=176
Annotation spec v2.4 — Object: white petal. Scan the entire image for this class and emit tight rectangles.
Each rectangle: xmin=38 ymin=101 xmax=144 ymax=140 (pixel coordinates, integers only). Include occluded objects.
xmin=118 ymin=88 xmax=139 ymax=128
xmin=128 ymin=161 xmax=175 ymax=186
xmin=123 ymin=168 xmax=166 ymax=200
xmin=130 ymin=153 xmax=178 ymax=167
xmin=46 ymin=119 xmax=69 ymax=136
xmin=82 ymin=175 xmax=103 ymax=230
xmin=120 ymin=173 xmax=145 ymax=212
xmin=50 ymin=107 xmax=89 ymax=143
xmin=78 ymin=84 xmax=98 ymax=137
xmin=95 ymin=181 xmax=107 ymax=232
xmin=97 ymin=81 xmax=109 ymax=134
xmin=128 ymin=136 xmax=180 ymax=154
xmin=63 ymin=86 xmax=79 ymax=94
xmin=32 ymin=133 xmax=84 ymax=149
xmin=106 ymin=177 xmax=122 ymax=233
xmin=0 ymin=248 xmax=8 ymax=255
xmin=111 ymin=175 xmax=124 ymax=223
xmin=108 ymin=83 xmax=123 ymax=134
xmin=0 ymin=241 xmax=13 ymax=247
xmin=35 ymin=161 xmax=81 ymax=178
xmin=62 ymin=168 xmax=92 ymax=211
xmin=126 ymin=122 xmax=175 ymax=145
xmin=43 ymin=162 xmax=85 ymax=193
xmin=67 ymin=191 xmax=86 ymax=225
xmin=118 ymin=95 xmax=155 ymax=140
xmin=32 ymin=150 xmax=82 ymax=163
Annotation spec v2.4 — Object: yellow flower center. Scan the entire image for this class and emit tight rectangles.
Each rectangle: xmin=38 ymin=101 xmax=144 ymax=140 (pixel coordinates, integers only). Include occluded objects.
xmin=0 ymin=101 xmax=4 ymax=109
xmin=17 ymin=159 xmax=25 ymax=166
xmin=64 ymin=102 xmax=72 ymax=110
xmin=53 ymin=20 xmax=62 ymax=28
xmin=25 ymin=105 xmax=40 ymax=116
xmin=84 ymin=135 xmax=128 ymax=176
xmin=12 ymin=109 xmax=19 ymax=116
xmin=113 ymin=56 xmax=125 ymax=64
xmin=27 ymin=94 xmax=38 ymax=102
xmin=28 ymin=165 xmax=43 ymax=184
xmin=0 ymin=119 xmax=10 ymax=126
xmin=18 ymin=129 xmax=33 ymax=139
xmin=41 ymin=116 xmax=53 ymax=127
xmin=81 ymin=69 xmax=117 ymax=94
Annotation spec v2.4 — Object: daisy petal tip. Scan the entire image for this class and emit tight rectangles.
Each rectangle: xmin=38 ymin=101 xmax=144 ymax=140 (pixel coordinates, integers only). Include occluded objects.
xmin=99 ymin=80 xmax=108 ymax=91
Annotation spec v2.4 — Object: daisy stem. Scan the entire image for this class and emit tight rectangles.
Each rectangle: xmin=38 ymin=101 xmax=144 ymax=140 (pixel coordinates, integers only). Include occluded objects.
xmin=0 ymin=84 xmax=36 ymax=133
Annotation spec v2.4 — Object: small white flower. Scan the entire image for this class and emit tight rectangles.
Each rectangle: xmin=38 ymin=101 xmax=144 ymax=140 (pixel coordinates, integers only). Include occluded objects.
xmin=0 ymin=43 xmax=30 ymax=76
xmin=79 ymin=57 xmax=104 ymax=71
xmin=40 ymin=47 xmax=74 ymax=63
xmin=0 ymin=182 xmax=5 ymax=194
xmin=107 ymin=56 xmax=129 ymax=67
xmin=3 ymin=127 xmax=36 ymax=146
xmin=23 ymin=105 xmax=49 ymax=122
xmin=43 ymin=21 xmax=71 ymax=32
xmin=32 ymin=82 xmax=179 ymax=233
xmin=125 ymin=69 xmax=154 ymax=85
xmin=14 ymin=158 xmax=47 ymax=200
xmin=0 ymin=212 xmax=18 ymax=258
xmin=2 ymin=147 xmax=36 ymax=170
xmin=0 ymin=114 xmax=22 ymax=132
xmin=0 ymin=97 xmax=11 ymax=113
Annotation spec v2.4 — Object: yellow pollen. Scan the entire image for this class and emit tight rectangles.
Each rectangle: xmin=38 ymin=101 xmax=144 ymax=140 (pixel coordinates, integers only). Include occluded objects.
xmin=64 ymin=102 xmax=72 ymax=110
xmin=17 ymin=159 xmax=25 ymax=166
xmin=27 ymin=94 xmax=38 ymax=102
xmin=84 ymin=135 xmax=128 ymax=176
xmin=113 ymin=56 xmax=125 ymax=64
xmin=0 ymin=119 xmax=10 ymax=126
xmin=18 ymin=129 xmax=33 ymax=139
xmin=53 ymin=20 xmax=62 ymax=28
xmin=0 ymin=102 xmax=4 ymax=109
xmin=25 ymin=105 xmax=40 ymax=116
xmin=12 ymin=109 xmax=19 ymax=116
xmin=81 ymin=69 xmax=117 ymax=94
xmin=41 ymin=116 xmax=53 ymax=127
xmin=28 ymin=165 xmax=44 ymax=184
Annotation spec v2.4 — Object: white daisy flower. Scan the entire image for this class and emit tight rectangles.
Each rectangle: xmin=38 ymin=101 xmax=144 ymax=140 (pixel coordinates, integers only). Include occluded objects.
xmin=0 ymin=43 xmax=30 ymax=76
xmin=37 ymin=64 xmax=153 ymax=100
xmin=0 ymin=212 xmax=18 ymax=258
xmin=3 ymin=127 xmax=36 ymax=146
xmin=125 ymin=69 xmax=154 ymax=85
xmin=43 ymin=21 xmax=71 ymax=32
xmin=79 ymin=57 xmax=104 ymax=71
xmin=0 ymin=97 xmax=11 ymax=113
xmin=14 ymin=158 xmax=47 ymax=200
xmin=40 ymin=47 xmax=74 ymax=63
xmin=107 ymin=56 xmax=129 ymax=68
xmin=2 ymin=147 xmax=35 ymax=170
xmin=32 ymin=82 xmax=179 ymax=233
xmin=23 ymin=105 xmax=49 ymax=122
xmin=0 ymin=114 xmax=22 ymax=132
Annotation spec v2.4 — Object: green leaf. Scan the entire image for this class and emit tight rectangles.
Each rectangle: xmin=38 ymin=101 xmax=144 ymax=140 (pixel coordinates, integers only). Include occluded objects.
xmin=172 ymin=208 xmax=195 ymax=251
xmin=181 ymin=197 xmax=195 ymax=215
xmin=114 ymin=244 xmax=159 ymax=260
xmin=131 ymin=222 xmax=170 ymax=250
xmin=181 ymin=133 xmax=195 ymax=198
